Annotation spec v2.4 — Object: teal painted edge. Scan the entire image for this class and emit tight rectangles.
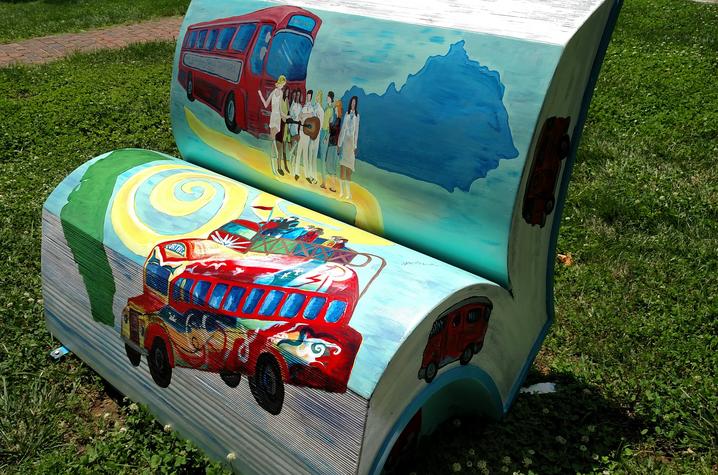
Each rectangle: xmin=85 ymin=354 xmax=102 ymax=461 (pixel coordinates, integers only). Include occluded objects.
xmin=370 ymin=2 xmax=623 ymax=473
xmin=369 ymin=365 xmax=503 ymax=475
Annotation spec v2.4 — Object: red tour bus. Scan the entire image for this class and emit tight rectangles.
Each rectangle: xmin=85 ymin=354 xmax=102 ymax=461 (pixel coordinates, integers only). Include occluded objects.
xmin=120 ymin=228 xmax=374 ymax=415
xmin=177 ymin=6 xmax=322 ymax=137
xmin=418 ymin=297 xmax=493 ymax=383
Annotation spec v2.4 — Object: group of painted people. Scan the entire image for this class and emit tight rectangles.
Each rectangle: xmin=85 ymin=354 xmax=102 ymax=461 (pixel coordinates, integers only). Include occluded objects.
xmin=258 ymin=75 xmax=360 ymax=200
xmin=259 ymin=216 xmax=349 ymax=249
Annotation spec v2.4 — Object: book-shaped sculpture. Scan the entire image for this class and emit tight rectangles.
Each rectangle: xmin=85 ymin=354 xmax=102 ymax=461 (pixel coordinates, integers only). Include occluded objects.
xmin=41 ymin=0 xmax=623 ymax=473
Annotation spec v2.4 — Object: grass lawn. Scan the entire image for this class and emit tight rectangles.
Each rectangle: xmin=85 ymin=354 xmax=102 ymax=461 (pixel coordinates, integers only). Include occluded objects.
xmin=0 ymin=0 xmax=189 ymax=44
xmin=0 ymin=0 xmax=716 ymax=473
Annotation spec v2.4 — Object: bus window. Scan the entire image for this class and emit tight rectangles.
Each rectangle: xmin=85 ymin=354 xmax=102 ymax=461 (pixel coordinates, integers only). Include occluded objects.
xmin=219 ymin=221 xmax=257 ymax=239
xmin=250 ymin=25 xmax=273 ymax=75
xmin=181 ymin=278 xmax=194 ymax=302
xmin=171 ymin=278 xmax=184 ymax=301
xmin=208 ymin=283 xmax=229 ymax=309
xmin=231 ymin=23 xmax=257 ymax=53
xmin=146 ymin=256 xmax=171 ymax=295
xmin=242 ymin=288 xmax=265 ymax=314
xmin=206 ymin=28 xmax=220 ymax=50
xmin=429 ymin=316 xmax=446 ymax=338
xmin=259 ymin=290 xmax=285 ymax=316
xmin=467 ymin=309 xmax=480 ymax=324
xmin=185 ymin=30 xmax=197 ymax=48
xmin=266 ymin=31 xmax=312 ymax=81
xmin=452 ymin=313 xmax=461 ymax=327
xmin=303 ymin=296 xmax=326 ymax=320
xmin=279 ymin=293 xmax=306 ymax=318
xmin=288 ymin=15 xmax=316 ymax=33
xmin=197 ymin=30 xmax=208 ymax=49
xmin=222 ymin=286 xmax=246 ymax=313
xmin=325 ymin=301 xmax=347 ymax=323
xmin=216 ymin=26 xmax=237 ymax=50
xmin=192 ymin=280 xmax=211 ymax=306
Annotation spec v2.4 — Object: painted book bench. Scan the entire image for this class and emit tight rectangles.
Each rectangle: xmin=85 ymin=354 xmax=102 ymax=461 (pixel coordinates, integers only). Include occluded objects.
xmin=41 ymin=0 xmax=622 ymax=473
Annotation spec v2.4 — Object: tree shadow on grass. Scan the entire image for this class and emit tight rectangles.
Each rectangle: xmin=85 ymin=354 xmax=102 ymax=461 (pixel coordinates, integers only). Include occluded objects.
xmin=392 ymin=369 xmax=644 ymax=474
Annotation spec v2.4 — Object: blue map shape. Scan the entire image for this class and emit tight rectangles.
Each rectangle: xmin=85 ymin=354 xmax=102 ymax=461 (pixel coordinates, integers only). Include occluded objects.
xmin=340 ymin=40 xmax=518 ymax=192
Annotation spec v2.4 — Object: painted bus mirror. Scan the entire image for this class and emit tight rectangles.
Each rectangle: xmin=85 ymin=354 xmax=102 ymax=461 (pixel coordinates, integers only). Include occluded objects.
xmin=42 ymin=0 xmax=622 ymax=473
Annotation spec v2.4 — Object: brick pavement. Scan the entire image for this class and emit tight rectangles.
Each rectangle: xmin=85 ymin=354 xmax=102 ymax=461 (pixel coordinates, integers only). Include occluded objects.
xmin=0 ymin=16 xmax=183 ymax=67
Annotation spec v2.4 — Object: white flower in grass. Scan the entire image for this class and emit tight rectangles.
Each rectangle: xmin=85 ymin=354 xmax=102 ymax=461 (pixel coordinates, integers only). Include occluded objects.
xmin=555 ymin=435 xmax=567 ymax=445
xmin=501 ymin=466 xmax=509 ymax=472
xmin=119 ymin=426 xmax=127 ymax=433
xmin=580 ymin=445 xmax=588 ymax=452
xmin=477 ymin=460 xmax=487 ymax=469
xmin=163 ymin=424 xmax=172 ymax=432
xmin=129 ymin=403 xmax=139 ymax=411
xmin=523 ymin=457 xmax=532 ymax=467
xmin=502 ymin=456 xmax=511 ymax=465
xmin=452 ymin=462 xmax=462 ymax=472
xmin=466 ymin=461 xmax=473 ymax=468
xmin=581 ymin=435 xmax=590 ymax=443
xmin=469 ymin=448 xmax=476 ymax=456
xmin=587 ymin=425 xmax=596 ymax=433
xmin=226 ymin=452 xmax=237 ymax=462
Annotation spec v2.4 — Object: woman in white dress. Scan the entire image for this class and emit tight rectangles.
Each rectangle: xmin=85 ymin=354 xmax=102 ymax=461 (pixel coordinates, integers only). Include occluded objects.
xmin=337 ymin=96 xmax=360 ymax=199
xmin=258 ymin=75 xmax=287 ymax=176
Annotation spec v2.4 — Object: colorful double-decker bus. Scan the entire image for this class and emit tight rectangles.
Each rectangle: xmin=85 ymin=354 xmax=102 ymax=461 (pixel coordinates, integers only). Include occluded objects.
xmin=120 ymin=225 xmax=377 ymax=415
xmin=418 ymin=297 xmax=493 ymax=383
xmin=176 ymin=6 xmax=322 ymax=137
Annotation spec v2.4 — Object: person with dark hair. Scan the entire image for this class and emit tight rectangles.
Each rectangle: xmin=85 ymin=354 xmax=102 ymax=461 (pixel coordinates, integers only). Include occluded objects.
xmin=325 ymin=98 xmax=343 ymax=193
xmin=293 ymin=89 xmax=315 ymax=182
xmin=287 ymin=89 xmax=302 ymax=174
xmin=319 ymin=91 xmax=336 ymax=190
xmin=337 ymin=95 xmax=360 ymax=199
xmin=278 ymin=86 xmax=292 ymax=174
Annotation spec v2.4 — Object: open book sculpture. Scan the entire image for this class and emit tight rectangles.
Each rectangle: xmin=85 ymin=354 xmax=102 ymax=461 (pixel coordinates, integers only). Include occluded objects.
xmin=41 ymin=0 xmax=622 ymax=473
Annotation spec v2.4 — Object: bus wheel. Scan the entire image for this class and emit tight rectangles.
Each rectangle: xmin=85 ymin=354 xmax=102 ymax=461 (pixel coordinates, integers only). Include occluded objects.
xmin=148 ymin=337 xmax=172 ymax=388
xmin=424 ymin=362 xmax=437 ymax=383
xmin=224 ymin=93 xmax=237 ymax=132
xmin=186 ymin=73 xmax=195 ymax=102
xmin=249 ymin=354 xmax=284 ymax=415
xmin=544 ymin=198 xmax=555 ymax=214
xmin=220 ymin=371 xmax=242 ymax=388
xmin=472 ymin=341 xmax=484 ymax=354
xmin=459 ymin=346 xmax=474 ymax=365
xmin=125 ymin=343 xmax=141 ymax=367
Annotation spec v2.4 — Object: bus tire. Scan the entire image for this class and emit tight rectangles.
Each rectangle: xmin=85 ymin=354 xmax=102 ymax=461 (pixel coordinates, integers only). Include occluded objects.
xmin=424 ymin=362 xmax=437 ymax=383
xmin=220 ymin=371 xmax=242 ymax=388
xmin=186 ymin=73 xmax=195 ymax=102
xmin=148 ymin=337 xmax=172 ymax=388
xmin=224 ymin=93 xmax=238 ymax=133
xmin=472 ymin=341 xmax=484 ymax=354
xmin=249 ymin=354 xmax=284 ymax=415
xmin=460 ymin=346 xmax=473 ymax=365
xmin=544 ymin=198 xmax=555 ymax=215
xmin=125 ymin=343 xmax=141 ymax=367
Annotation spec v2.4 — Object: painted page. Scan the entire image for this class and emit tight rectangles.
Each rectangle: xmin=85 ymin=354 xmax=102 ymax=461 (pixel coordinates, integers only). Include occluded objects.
xmin=42 ymin=149 xmax=506 ymax=474
xmin=170 ymin=0 xmax=565 ymax=287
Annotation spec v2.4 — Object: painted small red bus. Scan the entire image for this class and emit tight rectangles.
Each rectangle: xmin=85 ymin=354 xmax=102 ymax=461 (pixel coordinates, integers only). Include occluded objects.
xmin=522 ymin=116 xmax=571 ymax=227
xmin=121 ymin=231 xmax=367 ymax=415
xmin=176 ymin=6 xmax=322 ymax=137
xmin=418 ymin=297 xmax=492 ymax=383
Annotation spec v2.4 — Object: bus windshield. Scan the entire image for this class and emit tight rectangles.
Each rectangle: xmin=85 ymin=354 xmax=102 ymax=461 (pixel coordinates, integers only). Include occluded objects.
xmin=265 ymin=31 xmax=312 ymax=81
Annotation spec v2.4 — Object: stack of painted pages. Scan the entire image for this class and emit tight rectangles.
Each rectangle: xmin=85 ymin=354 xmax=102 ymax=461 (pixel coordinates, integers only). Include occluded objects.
xmin=41 ymin=0 xmax=622 ymax=473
